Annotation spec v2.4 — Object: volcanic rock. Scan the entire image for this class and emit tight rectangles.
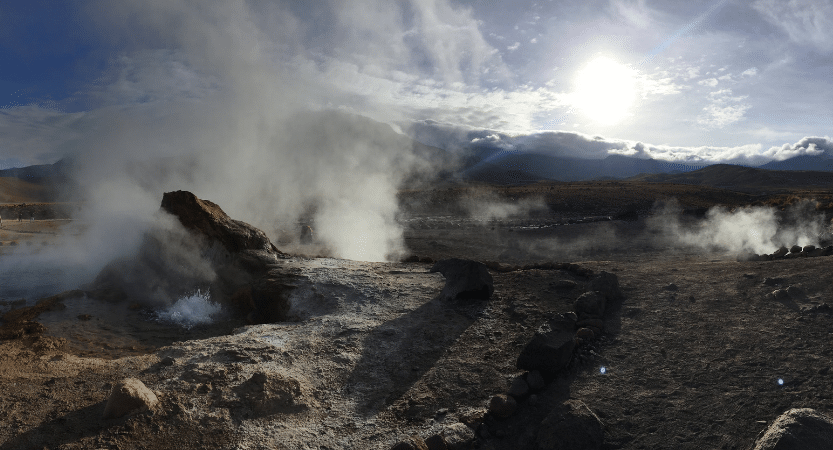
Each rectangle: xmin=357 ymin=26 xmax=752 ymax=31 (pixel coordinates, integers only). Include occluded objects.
xmin=575 ymin=291 xmax=606 ymax=319
xmin=440 ymin=423 xmax=475 ymax=450
xmin=160 ymin=190 xmax=278 ymax=255
xmin=103 ymin=378 xmax=159 ymax=419
xmin=802 ymin=245 xmax=816 ymax=253
xmin=752 ymin=408 xmax=833 ymax=450
xmin=576 ymin=327 xmax=595 ymax=340
xmin=790 ymin=245 xmax=802 ymax=254
xmin=429 ymin=258 xmax=494 ymax=301
xmin=424 ymin=434 xmax=448 ymax=450
xmin=488 ymin=394 xmax=517 ymax=418
xmin=589 ymin=271 xmax=622 ymax=301
xmin=508 ymin=376 xmax=529 ymax=399
xmin=536 ymin=399 xmax=604 ymax=450
xmin=517 ymin=316 xmax=576 ymax=377
xmin=773 ymin=247 xmax=789 ymax=258
xmin=391 ymin=435 xmax=429 ymax=450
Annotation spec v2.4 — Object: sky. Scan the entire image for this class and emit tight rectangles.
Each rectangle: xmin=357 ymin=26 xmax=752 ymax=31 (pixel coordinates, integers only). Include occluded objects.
xmin=1 ymin=0 xmax=833 ymax=170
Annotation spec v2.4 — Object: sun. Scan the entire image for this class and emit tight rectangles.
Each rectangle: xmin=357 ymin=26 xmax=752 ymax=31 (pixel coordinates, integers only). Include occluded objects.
xmin=573 ymin=56 xmax=637 ymax=125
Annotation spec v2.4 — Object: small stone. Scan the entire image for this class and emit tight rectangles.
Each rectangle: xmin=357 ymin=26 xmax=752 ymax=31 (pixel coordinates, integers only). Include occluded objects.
xmin=772 ymin=246 xmax=789 ymax=257
xmin=802 ymin=245 xmax=816 ymax=253
xmin=526 ymin=371 xmax=546 ymax=391
xmin=575 ymin=291 xmax=606 ymax=319
xmin=442 ymin=423 xmax=475 ymax=450
xmin=790 ymin=245 xmax=802 ymax=254
xmin=771 ymin=290 xmax=791 ymax=301
xmin=663 ymin=283 xmax=679 ymax=291
xmin=488 ymin=394 xmax=517 ymax=418
xmin=425 ymin=434 xmax=448 ymax=450
xmin=576 ymin=328 xmax=595 ymax=340
xmin=391 ymin=435 xmax=429 ymax=450
xmin=103 ymin=378 xmax=159 ymax=419
xmin=508 ymin=377 xmax=529 ymax=399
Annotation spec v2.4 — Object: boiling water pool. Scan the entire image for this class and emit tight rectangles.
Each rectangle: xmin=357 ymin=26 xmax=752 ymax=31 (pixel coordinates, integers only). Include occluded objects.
xmin=35 ymin=291 xmax=246 ymax=359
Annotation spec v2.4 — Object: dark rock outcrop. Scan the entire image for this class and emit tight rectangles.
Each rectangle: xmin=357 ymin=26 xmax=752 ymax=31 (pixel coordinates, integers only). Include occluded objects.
xmin=88 ymin=191 xmax=298 ymax=323
xmin=429 ymin=258 xmax=494 ymax=301
xmin=517 ymin=315 xmax=576 ymax=377
xmin=752 ymin=408 xmax=833 ymax=450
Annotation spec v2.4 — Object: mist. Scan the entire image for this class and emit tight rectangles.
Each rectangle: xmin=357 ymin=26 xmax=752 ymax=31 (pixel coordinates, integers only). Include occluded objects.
xmin=648 ymin=199 xmax=830 ymax=255
xmin=460 ymin=191 xmax=548 ymax=223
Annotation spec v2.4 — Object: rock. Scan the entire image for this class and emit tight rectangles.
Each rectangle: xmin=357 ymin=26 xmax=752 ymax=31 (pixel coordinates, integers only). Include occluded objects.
xmin=391 ymin=435 xmax=429 ymax=450
xmin=771 ymin=290 xmax=791 ymax=301
xmin=488 ymin=394 xmax=517 ymax=418
xmin=764 ymin=277 xmax=784 ymax=286
xmin=589 ymin=271 xmax=622 ymax=301
xmin=160 ymin=190 xmax=278 ymax=255
xmin=809 ymin=248 xmax=824 ymax=257
xmin=773 ymin=246 xmax=789 ymax=257
xmin=508 ymin=377 xmax=529 ymax=399
xmin=537 ymin=399 xmax=604 ymax=450
xmin=786 ymin=285 xmax=805 ymax=299
xmin=663 ymin=283 xmax=679 ymax=291
xmin=576 ymin=328 xmax=595 ymax=340
xmin=441 ymin=423 xmax=475 ymax=450
xmin=563 ymin=311 xmax=578 ymax=322
xmin=575 ymin=291 xmax=606 ymax=319
xmin=517 ymin=316 xmax=576 ymax=377
xmin=419 ymin=256 xmax=435 ymax=264
xmin=236 ymin=371 xmax=309 ymax=417
xmin=402 ymin=255 xmax=421 ymax=263
xmin=752 ymin=408 xmax=833 ymax=450
xmin=430 ymin=258 xmax=494 ymax=301
xmin=802 ymin=245 xmax=816 ymax=253
xmin=823 ymin=246 xmax=833 ymax=256
xmin=526 ymin=370 xmax=546 ymax=391
xmin=790 ymin=245 xmax=802 ymax=254
xmin=424 ymin=434 xmax=448 ymax=450
xmin=103 ymin=378 xmax=159 ymax=419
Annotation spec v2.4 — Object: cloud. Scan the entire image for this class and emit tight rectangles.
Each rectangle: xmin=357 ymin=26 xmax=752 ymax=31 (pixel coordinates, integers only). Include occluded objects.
xmin=763 ymin=136 xmax=832 ymax=160
xmin=742 ymin=67 xmax=758 ymax=76
xmin=753 ymin=0 xmax=833 ymax=52
xmin=697 ymin=89 xmax=750 ymax=128
xmin=507 ymin=42 xmax=520 ymax=51
xmin=698 ymin=78 xmax=719 ymax=87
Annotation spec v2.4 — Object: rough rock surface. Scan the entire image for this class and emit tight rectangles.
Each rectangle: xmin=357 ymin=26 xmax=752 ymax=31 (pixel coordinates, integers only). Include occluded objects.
xmin=391 ymin=435 xmax=429 ymax=450
xmin=752 ymin=408 xmax=833 ymax=450
xmin=441 ymin=423 xmax=475 ymax=449
xmin=517 ymin=315 xmax=576 ymax=376
xmin=575 ymin=291 xmax=606 ymax=319
xmin=429 ymin=258 xmax=494 ymax=301
xmin=589 ymin=271 xmax=622 ymax=301
xmin=88 ymin=191 xmax=299 ymax=323
xmin=536 ymin=399 xmax=604 ymax=450
xmin=103 ymin=378 xmax=159 ymax=419
xmin=489 ymin=394 xmax=517 ymax=418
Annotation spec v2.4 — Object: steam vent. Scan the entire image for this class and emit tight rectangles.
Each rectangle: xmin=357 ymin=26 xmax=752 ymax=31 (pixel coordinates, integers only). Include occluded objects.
xmin=89 ymin=190 xmax=300 ymax=323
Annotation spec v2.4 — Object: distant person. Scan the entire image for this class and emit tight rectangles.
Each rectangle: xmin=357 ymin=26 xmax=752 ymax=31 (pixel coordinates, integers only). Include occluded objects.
xmin=18 ymin=212 xmax=22 ymax=222
xmin=30 ymin=213 xmax=34 ymax=222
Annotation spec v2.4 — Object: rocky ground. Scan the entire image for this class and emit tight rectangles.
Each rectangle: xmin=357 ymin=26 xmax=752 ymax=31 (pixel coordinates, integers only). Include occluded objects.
xmin=1 ymin=193 xmax=833 ymax=449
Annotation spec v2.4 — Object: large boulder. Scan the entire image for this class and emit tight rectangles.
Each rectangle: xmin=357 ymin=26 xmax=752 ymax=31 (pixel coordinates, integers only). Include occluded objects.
xmin=160 ymin=190 xmax=279 ymax=255
xmin=537 ymin=399 xmax=604 ymax=450
xmin=430 ymin=258 xmax=494 ymax=301
xmin=88 ymin=191 xmax=299 ymax=323
xmin=103 ymin=378 xmax=159 ymax=419
xmin=517 ymin=315 xmax=576 ymax=377
xmin=752 ymin=408 xmax=833 ymax=450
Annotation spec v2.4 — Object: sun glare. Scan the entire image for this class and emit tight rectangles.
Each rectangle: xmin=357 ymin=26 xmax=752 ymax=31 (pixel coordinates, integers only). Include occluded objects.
xmin=573 ymin=56 xmax=637 ymax=125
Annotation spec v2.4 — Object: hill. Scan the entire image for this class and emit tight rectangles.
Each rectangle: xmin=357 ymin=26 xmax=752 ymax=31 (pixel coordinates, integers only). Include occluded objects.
xmin=626 ymin=164 xmax=833 ymax=191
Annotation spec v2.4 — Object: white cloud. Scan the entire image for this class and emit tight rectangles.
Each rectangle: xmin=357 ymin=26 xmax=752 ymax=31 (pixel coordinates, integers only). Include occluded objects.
xmin=507 ymin=42 xmax=521 ymax=51
xmin=698 ymin=78 xmax=719 ymax=87
xmin=530 ymin=37 xmax=538 ymax=44
xmin=741 ymin=67 xmax=758 ymax=76
xmin=763 ymin=136 xmax=832 ymax=160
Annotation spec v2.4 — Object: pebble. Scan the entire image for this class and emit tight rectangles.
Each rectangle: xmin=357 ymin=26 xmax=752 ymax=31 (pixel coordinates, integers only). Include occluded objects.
xmin=488 ymin=394 xmax=517 ymax=418
xmin=508 ymin=377 xmax=529 ymax=399
xmin=526 ymin=370 xmax=545 ymax=391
